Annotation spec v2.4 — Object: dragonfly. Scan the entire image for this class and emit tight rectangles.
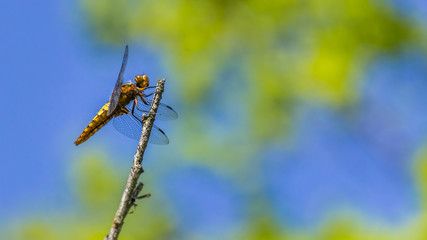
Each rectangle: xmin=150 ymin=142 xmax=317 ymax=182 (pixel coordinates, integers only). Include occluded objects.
xmin=75 ymin=45 xmax=177 ymax=146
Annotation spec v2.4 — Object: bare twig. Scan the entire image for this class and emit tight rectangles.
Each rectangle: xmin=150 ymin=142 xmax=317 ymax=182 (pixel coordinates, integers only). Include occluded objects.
xmin=104 ymin=78 xmax=166 ymax=240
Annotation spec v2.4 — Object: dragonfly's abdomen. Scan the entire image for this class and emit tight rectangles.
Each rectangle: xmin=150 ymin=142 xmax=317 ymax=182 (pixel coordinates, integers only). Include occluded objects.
xmin=74 ymin=103 xmax=113 ymax=145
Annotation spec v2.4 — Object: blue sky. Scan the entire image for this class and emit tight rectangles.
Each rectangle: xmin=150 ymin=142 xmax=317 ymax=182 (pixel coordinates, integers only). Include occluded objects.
xmin=0 ymin=1 xmax=170 ymax=218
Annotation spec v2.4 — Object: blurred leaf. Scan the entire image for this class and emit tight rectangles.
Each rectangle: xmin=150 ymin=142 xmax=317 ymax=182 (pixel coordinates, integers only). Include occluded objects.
xmin=70 ymin=152 xmax=121 ymax=209
xmin=81 ymin=0 xmax=419 ymax=164
xmin=13 ymin=222 xmax=58 ymax=240
xmin=413 ymin=145 xmax=427 ymax=210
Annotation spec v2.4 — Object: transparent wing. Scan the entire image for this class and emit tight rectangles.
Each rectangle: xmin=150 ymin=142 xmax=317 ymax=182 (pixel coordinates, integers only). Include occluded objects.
xmin=151 ymin=125 xmax=170 ymax=145
xmin=108 ymin=45 xmax=129 ymax=116
xmin=112 ymin=111 xmax=169 ymax=145
xmin=127 ymin=100 xmax=178 ymax=121
xmin=112 ymin=112 xmax=141 ymax=140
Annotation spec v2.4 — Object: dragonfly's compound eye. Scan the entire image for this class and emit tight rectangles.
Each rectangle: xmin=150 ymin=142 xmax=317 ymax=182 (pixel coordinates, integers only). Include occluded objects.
xmin=142 ymin=74 xmax=149 ymax=86
xmin=135 ymin=74 xmax=149 ymax=88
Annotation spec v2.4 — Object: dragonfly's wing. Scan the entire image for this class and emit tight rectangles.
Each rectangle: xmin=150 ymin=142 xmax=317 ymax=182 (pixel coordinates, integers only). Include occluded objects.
xmin=150 ymin=125 xmax=170 ymax=145
xmin=112 ymin=112 xmax=170 ymax=145
xmin=152 ymin=102 xmax=178 ymax=120
xmin=108 ymin=45 xmax=129 ymax=116
xmin=127 ymin=100 xmax=178 ymax=121
xmin=112 ymin=111 xmax=141 ymax=140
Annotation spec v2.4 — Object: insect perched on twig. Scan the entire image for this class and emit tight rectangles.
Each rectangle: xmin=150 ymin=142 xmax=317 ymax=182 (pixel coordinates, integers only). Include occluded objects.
xmin=75 ymin=45 xmax=178 ymax=146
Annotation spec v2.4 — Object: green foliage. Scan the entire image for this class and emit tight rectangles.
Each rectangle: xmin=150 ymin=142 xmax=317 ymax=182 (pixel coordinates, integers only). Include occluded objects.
xmin=413 ymin=147 xmax=427 ymax=209
xmin=4 ymin=154 xmax=176 ymax=240
xmin=70 ymin=153 xmax=122 ymax=209
xmin=80 ymin=0 xmax=420 ymax=171
xmin=12 ymin=222 xmax=58 ymax=240
xmin=5 ymin=148 xmax=427 ymax=239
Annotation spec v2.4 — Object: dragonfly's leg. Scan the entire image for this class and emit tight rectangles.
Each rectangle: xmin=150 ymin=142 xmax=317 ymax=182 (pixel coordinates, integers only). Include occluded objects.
xmin=137 ymin=93 xmax=160 ymax=117
xmin=137 ymin=86 xmax=150 ymax=101
xmin=139 ymin=94 xmax=149 ymax=105
xmin=138 ymin=94 xmax=154 ymax=116
xmin=131 ymin=98 xmax=137 ymax=115
xmin=134 ymin=96 xmax=144 ymax=111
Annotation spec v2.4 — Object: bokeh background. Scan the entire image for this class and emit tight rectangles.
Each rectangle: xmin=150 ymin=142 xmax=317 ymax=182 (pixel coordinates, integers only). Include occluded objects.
xmin=2 ymin=0 xmax=427 ymax=239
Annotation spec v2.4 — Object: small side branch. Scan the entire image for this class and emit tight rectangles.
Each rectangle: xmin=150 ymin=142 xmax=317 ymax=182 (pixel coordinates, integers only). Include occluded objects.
xmin=105 ymin=78 xmax=166 ymax=240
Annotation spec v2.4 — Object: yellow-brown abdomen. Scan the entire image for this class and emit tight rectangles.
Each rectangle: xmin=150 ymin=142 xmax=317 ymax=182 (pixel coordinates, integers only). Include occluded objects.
xmin=74 ymin=103 xmax=113 ymax=145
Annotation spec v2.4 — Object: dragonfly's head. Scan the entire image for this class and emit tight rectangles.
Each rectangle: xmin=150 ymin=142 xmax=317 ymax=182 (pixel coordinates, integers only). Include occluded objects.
xmin=135 ymin=74 xmax=149 ymax=88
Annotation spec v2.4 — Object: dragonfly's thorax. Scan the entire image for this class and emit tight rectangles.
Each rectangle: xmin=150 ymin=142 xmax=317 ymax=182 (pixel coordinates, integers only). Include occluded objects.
xmin=117 ymin=84 xmax=140 ymax=108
